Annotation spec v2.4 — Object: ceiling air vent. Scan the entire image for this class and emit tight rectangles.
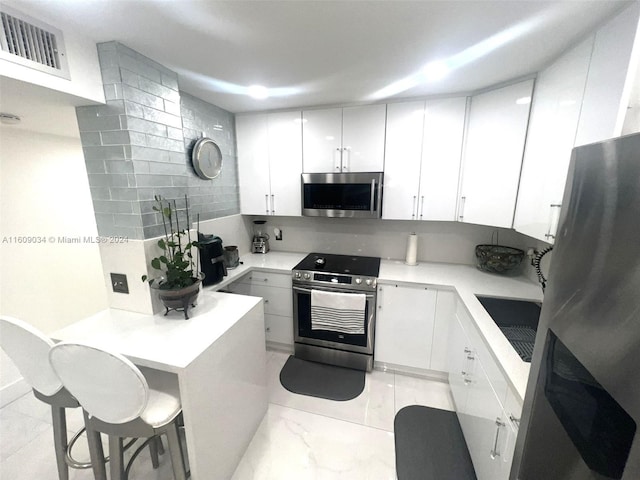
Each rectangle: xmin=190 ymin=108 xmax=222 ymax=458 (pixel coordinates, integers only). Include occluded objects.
xmin=0 ymin=5 xmax=70 ymax=79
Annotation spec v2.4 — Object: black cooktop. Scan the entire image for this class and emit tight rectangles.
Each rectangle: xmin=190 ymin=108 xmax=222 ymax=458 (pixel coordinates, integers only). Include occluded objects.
xmin=293 ymin=253 xmax=381 ymax=277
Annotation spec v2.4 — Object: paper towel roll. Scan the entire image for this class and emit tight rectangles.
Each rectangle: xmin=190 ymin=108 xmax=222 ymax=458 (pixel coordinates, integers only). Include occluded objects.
xmin=405 ymin=233 xmax=418 ymax=266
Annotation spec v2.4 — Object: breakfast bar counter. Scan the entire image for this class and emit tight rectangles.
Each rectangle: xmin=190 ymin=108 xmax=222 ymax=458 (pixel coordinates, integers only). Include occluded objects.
xmin=52 ymin=291 xmax=268 ymax=480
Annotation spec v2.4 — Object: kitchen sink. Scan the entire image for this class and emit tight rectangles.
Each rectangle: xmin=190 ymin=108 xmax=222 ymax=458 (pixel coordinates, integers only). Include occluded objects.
xmin=475 ymin=295 xmax=541 ymax=362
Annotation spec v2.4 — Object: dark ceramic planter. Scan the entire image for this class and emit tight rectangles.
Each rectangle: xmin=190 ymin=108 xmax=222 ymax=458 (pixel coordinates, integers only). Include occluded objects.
xmin=153 ymin=275 xmax=203 ymax=319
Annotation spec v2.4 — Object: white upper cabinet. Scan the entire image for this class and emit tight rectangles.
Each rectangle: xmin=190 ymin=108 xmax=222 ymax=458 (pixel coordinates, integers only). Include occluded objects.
xmin=514 ymin=3 xmax=640 ymax=242
xmin=574 ymin=2 xmax=640 ymax=146
xmin=458 ymin=80 xmax=534 ymax=228
xmin=237 ymin=111 xmax=303 ymax=216
xmin=420 ymin=97 xmax=467 ymax=221
xmin=382 ymin=101 xmax=425 ymax=220
xmin=383 ymin=97 xmax=466 ymax=221
xmin=302 ymin=104 xmax=386 ymax=173
xmin=513 ymin=39 xmax=592 ymax=242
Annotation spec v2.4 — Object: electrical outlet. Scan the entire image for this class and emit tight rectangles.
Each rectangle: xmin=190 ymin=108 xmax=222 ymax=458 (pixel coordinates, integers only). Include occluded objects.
xmin=274 ymin=228 xmax=283 ymax=241
xmin=110 ymin=273 xmax=129 ymax=294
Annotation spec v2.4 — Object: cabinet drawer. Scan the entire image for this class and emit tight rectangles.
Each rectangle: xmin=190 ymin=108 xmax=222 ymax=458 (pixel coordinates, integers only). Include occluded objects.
xmin=455 ymin=300 xmax=509 ymax=409
xmin=228 ymin=282 xmax=292 ymax=317
xmin=238 ymin=271 xmax=292 ymax=289
xmin=265 ymin=313 xmax=294 ymax=346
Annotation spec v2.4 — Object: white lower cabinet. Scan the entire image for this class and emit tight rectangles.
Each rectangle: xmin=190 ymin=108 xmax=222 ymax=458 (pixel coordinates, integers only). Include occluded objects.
xmin=448 ymin=298 xmax=521 ymax=480
xmin=374 ymin=284 xmax=437 ymax=371
xmin=226 ymin=272 xmax=294 ymax=349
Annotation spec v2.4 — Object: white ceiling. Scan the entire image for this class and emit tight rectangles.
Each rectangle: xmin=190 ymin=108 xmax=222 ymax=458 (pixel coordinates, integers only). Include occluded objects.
xmin=4 ymin=0 xmax=633 ymax=113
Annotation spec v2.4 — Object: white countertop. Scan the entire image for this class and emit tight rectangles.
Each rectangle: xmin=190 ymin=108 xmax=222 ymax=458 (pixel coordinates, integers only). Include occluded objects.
xmin=83 ymin=250 xmax=538 ymax=400
xmin=52 ymin=291 xmax=262 ymax=372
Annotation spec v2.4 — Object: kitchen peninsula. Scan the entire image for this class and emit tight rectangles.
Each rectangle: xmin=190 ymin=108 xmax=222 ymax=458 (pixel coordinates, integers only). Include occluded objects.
xmin=52 ymin=291 xmax=268 ymax=480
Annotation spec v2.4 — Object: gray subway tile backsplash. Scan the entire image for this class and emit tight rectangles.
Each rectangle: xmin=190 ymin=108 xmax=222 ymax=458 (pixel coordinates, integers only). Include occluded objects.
xmin=78 ymin=42 xmax=238 ymax=240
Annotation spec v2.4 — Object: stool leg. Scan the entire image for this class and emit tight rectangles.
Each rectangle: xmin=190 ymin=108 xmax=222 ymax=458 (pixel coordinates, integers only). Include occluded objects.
xmin=149 ymin=436 xmax=160 ymax=469
xmin=109 ymin=436 xmax=125 ymax=480
xmin=84 ymin=411 xmax=107 ymax=480
xmin=50 ymin=406 xmax=69 ymax=480
xmin=166 ymin=422 xmax=187 ymax=480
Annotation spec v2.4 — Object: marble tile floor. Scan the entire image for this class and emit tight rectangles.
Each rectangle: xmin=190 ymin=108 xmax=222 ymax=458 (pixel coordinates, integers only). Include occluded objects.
xmin=0 ymin=350 xmax=455 ymax=479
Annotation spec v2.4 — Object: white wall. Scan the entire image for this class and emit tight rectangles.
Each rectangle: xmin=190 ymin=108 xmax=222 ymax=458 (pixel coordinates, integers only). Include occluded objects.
xmin=0 ymin=1 xmax=104 ymax=104
xmin=0 ymin=125 xmax=108 ymax=404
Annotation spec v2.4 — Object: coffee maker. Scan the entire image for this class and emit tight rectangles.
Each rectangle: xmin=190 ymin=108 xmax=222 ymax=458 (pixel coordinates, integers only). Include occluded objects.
xmin=252 ymin=220 xmax=270 ymax=254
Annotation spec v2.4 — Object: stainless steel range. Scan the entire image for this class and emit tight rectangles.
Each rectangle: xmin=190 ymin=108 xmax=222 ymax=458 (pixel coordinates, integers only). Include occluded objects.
xmin=292 ymin=253 xmax=380 ymax=371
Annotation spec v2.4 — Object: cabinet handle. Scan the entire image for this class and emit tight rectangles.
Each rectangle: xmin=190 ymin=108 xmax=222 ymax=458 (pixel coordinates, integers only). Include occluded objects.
xmin=265 ymin=194 xmax=269 ymax=214
xmin=264 ymin=299 xmax=269 ymax=304
xmin=458 ymin=196 xmax=466 ymax=221
xmin=342 ymin=147 xmax=351 ymax=171
xmin=490 ymin=418 xmax=506 ymax=459
xmin=508 ymin=414 xmax=520 ymax=428
xmin=419 ymin=196 xmax=425 ymax=219
xmin=412 ymin=196 xmax=417 ymax=219
xmin=335 ymin=148 xmax=341 ymax=171
xmin=271 ymin=194 xmax=275 ymax=214
xmin=266 ymin=327 xmax=271 ymax=332
xmin=545 ymin=204 xmax=562 ymax=240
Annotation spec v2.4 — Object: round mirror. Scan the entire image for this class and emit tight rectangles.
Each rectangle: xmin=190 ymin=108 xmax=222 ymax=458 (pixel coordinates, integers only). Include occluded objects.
xmin=192 ymin=137 xmax=222 ymax=180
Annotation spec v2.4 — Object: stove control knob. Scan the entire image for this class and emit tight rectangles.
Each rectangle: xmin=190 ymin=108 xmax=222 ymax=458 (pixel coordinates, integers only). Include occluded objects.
xmin=303 ymin=273 xmax=311 ymax=280
xmin=365 ymin=279 xmax=372 ymax=286
xmin=294 ymin=272 xmax=301 ymax=279
xmin=355 ymin=278 xmax=362 ymax=285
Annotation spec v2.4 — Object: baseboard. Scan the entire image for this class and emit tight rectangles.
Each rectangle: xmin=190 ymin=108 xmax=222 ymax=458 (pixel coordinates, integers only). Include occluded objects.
xmin=266 ymin=342 xmax=294 ymax=355
xmin=0 ymin=378 xmax=30 ymax=407
xmin=373 ymin=361 xmax=449 ymax=382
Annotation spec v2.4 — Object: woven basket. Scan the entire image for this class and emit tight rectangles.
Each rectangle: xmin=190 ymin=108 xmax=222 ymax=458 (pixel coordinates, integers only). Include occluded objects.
xmin=475 ymin=245 xmax=524 ymax=273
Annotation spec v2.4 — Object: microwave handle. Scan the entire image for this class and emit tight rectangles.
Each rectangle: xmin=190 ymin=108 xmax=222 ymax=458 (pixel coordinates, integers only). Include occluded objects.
xmin=370 ymin=179 xmax=376 ymax=214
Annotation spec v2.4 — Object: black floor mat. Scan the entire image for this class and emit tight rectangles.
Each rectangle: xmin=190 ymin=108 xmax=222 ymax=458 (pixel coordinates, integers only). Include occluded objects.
xmin=279 ymin=355 xmax=365 ymax=401
xmin=395 ymin=405 xmax=477 ymax=480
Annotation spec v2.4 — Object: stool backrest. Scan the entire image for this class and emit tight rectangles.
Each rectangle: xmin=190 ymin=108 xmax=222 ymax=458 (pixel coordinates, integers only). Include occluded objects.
xmin=0 ymin=316 xmax=62 ymax=396
xmin=49 ymin=342 xmax=149 ymax=424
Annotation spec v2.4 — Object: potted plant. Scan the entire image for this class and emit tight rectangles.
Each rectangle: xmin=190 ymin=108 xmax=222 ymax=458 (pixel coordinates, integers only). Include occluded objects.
xmin=142 ymin=195 xmax=202 ymax=319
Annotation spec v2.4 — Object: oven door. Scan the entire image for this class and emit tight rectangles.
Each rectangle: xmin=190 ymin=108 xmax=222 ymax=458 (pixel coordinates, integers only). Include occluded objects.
xmin=293 ymin=284 xmax=376 ymax=355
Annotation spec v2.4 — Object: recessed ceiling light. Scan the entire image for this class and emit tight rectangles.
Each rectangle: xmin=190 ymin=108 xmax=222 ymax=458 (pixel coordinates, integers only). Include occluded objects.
xmin=422 ymin=61 xmax=450 ymax=82
xmin=0 ymin=113 xmax=21 ymax=125
xmin=247 ymin=85 xmax=269 ymax=100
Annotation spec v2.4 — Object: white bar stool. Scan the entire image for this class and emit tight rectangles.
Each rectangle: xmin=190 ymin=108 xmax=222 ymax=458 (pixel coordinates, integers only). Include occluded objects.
xmin=49 ymin=341 xmax=188 ymax=480
xmin=0 ymin=316 xmax=91 ymax=480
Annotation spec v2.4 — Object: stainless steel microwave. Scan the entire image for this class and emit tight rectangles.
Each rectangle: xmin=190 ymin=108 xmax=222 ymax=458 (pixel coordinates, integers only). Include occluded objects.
xmin=301 ymin=172 xmax=383 ymax=218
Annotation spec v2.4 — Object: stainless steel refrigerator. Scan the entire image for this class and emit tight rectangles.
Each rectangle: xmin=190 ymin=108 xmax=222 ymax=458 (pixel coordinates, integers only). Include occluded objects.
xmin=513 ymin=132 xmax=640 ymax=479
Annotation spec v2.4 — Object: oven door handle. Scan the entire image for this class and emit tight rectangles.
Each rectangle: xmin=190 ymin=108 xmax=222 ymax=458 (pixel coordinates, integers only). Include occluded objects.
xmin=292 ymin=285 xmax=376 ymax=299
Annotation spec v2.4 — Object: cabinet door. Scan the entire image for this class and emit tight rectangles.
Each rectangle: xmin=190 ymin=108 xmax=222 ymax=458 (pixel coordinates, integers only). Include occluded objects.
xmin=464 ymin=357 xmax=505 ymax=480
xmin=514 ymin=39 xmax=591 ymax=242
xmin=302 ymin=108 xmax=343 ymax=173
xmin=342 ymin=104 xmax=386 ymax=172
xmin=374 ymin=284 xmax=437 ymax=370
xmin=236 ymin=114 xmax=272 ymax=215
xmin=430 ymin=290 xmax=455 ymax=372
xmin=265 ymin=313 xmax=294 ymax=346
xmin=267 ymin=111 xmax=303 ymax=216
xmin=419 ymin=97 xmax=467 ymax=221
xmin=574 ymin=5 xmax=640 ymax=146
xmin=382 ymin=101 xmax=424 ymax=220
xmin=448 ymin=311 xmax=472 ymax=420
xmin=459 ymin=80 xmax=533 ymax=228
